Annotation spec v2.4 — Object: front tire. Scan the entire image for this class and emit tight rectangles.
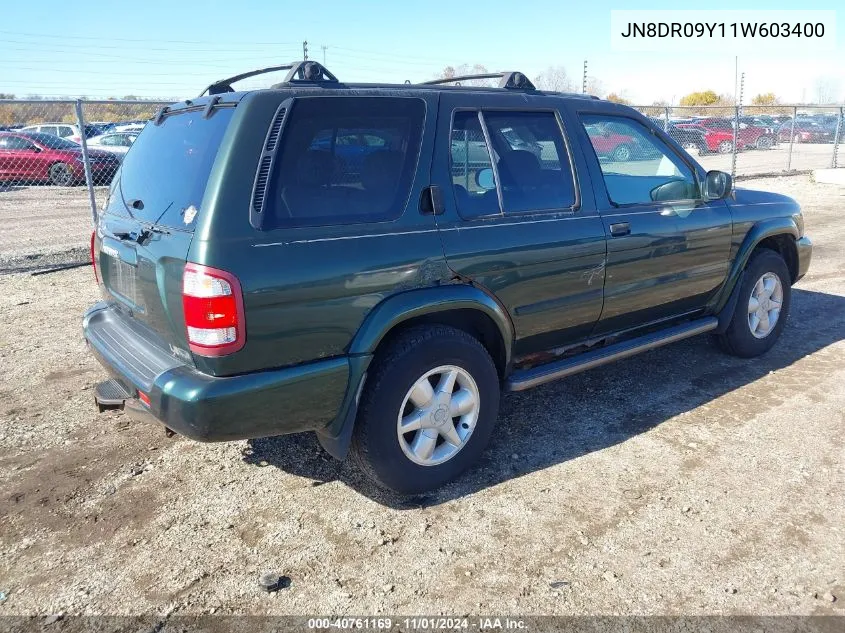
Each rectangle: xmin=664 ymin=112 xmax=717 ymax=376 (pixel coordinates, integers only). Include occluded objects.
xmin=718 ymin=249 xmax=791 ymax=358
xmin=717 ymin=140 xmax=734 ymax=154
xmin=350 ymin=325 xmax=500 ymax=494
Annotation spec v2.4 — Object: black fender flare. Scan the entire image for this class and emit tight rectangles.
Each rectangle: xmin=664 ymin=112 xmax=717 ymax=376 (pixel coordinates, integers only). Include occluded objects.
xmin=317 ymin=284 xmax=515 ymax=460
xmin=712 ymin=217 xmax=799 ymax=318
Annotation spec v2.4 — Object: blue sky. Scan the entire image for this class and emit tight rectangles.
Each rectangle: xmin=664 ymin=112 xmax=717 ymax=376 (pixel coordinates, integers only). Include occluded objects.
xmin=0 ymin=0 xmax=842 ymax=104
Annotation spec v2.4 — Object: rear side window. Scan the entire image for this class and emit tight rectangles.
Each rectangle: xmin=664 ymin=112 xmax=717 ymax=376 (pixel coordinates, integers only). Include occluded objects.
xmin=264 ymin=97 xmax=425 ymax=228
xmin=449 ymin=110 xmax=576 ymax=218
xmin=116 ymin=107 xmax=234 ymax=231
xmin=483 ymin=111 xmax=576 ymax=213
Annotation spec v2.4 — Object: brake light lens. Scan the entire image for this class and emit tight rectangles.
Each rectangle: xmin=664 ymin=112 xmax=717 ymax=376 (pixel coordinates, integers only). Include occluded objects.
xmin=182 ymin=263 xmax=245 ymax=356
xmin=137 ymin=391 xmax=150 ymax=407
xmin=90 ymin=230 xmax=99 ymax=283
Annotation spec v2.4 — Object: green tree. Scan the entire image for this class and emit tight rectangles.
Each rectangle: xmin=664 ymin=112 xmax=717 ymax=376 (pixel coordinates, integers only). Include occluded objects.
xmin=679 ymin=90 xmax=719 ymax=106
xmin=751 ymin=92 xmax=779 ymax=106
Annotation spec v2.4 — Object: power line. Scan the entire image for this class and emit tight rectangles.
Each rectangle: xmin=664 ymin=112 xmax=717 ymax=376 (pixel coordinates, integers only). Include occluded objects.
xmin=0 ymin=29 xmax=301 ymax=47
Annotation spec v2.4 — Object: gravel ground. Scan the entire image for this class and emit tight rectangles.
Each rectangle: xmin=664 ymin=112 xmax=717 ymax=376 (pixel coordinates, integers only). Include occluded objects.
xmin=0 ymin=175 xmax=842 ymax=617
xmin=0 ymin=185 xmax=103 ymax=273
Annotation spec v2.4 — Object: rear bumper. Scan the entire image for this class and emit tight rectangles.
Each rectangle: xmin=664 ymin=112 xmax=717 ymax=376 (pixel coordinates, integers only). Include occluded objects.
xmin=83 ymin=302 xmax=356 ymax=441
xmin=795 ymin=236 xmax=813 ymax=283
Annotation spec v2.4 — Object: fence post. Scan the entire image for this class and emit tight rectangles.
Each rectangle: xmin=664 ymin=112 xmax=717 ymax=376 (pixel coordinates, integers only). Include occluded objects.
xmin=663 ymin=106 xmax=670 ymax=132
xmin=832 ymin=106 xmax=843 ymax=169
xmin=786 ymin=106 xmax=797 ymax=172
xmin=74 ymin=99 xmax=98 ymax=226
xmin=731 ymin=105 xmax=739 ymax=178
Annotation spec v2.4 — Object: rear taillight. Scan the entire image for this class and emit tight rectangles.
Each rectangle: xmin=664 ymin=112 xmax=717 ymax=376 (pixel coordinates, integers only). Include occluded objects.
xmin=90 ymin=230 xmax=99 ymax=283
xmin=182 ymin=263 xmax=245 ymax=356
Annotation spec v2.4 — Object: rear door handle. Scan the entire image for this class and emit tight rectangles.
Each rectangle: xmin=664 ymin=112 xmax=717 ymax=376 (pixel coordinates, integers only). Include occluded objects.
xmin=609 ymin=222 xmax=630 ymax=237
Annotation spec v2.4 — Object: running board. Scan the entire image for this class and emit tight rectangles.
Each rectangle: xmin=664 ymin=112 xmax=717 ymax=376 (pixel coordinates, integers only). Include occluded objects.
xmin=505 ymin=317 xmax=718 ymax=392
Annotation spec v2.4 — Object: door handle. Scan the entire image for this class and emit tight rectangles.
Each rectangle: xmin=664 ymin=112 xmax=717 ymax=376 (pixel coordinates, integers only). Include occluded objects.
xmin=609 ymin=222 xmax=630 ymax=237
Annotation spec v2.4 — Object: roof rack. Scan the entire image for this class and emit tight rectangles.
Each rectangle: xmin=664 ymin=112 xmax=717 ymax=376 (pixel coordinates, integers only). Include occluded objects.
xmin=422 ymin=71 xmax=536 ymax=91
xmin=198 ymin=61 xmax=338 ymax=97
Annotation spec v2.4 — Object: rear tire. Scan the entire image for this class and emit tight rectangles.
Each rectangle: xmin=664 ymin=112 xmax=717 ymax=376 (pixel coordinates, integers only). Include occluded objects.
xmin=350 ymin=325 xmax=500 ymax=495
xmin=49 ymin=162 xmax=73 ymax=186
xmin=717 ymin=249 xmax=791 ymax=358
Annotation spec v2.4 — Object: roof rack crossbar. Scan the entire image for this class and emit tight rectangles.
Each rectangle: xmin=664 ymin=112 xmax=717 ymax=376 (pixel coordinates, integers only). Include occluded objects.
xmin=421 ymin=71 xmax=536 ymax=91
xmin=199 ymin=61 xmax=338 ymax=97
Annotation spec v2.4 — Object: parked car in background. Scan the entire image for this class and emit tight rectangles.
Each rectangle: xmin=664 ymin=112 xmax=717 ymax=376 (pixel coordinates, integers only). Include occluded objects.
xmin=0 ymin=131 xmax=120 ymax=185
xmin=675 ymin=117 xmax=773 ymax=153
xmin=778 ymin=121 xmax=837 ymax=144
xmin=648 ymin=118 xmax=708 ymax=155
xmin=18 ymin=122 xmax=107 ymax=144
xmin=738 ymin=116 xmax=779 ymax=145
xmin=87 ymin=131 xmax=139 ymax=159
xmin=112 ymin=120 xmax=148 ymax=132
xmin=584 ymin=121 xmax=639 ymax=161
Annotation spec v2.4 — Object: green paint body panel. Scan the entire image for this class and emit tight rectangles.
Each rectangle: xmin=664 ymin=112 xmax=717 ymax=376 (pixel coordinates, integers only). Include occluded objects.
xmin=83 ymin=87 xmax=812 ymax=446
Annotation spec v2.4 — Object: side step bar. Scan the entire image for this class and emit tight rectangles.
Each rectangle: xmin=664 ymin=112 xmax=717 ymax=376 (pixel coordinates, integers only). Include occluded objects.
xmin=505 ymin=317 xmax=718 ymax=392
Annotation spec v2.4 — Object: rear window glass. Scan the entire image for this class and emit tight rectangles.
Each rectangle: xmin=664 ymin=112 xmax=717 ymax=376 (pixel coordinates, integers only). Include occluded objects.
xmin=116 ymin=107 xmax=234 ymax=231
xmin=264 ymin=96 xmax=425 ymax=228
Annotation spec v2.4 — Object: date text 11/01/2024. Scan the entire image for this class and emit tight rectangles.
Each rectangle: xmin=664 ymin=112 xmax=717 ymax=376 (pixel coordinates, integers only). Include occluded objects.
xmin=620 ymin=22 xmax=825 ymax=38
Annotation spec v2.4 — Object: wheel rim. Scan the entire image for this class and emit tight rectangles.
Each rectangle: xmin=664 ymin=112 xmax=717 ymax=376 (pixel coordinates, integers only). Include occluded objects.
xmin=719 ymin=141 xmax=732 ymax=154
xmin=51 ymin=164 xmax=70 ymax=185
xmin=747 ymin=272 xmax=784 ymax=339
xmin=396 ymin=365 xmax=480 ymax=467
xmin=615 ymin=146 xmax=631 ymax=161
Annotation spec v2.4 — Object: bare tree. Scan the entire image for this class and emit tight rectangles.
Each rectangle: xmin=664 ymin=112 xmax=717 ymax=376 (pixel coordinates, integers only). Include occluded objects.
xmin=584 ymin=77 xmax=605 ymax=98
xmin=533 ymin=66 xmax=574 ymax=92
xmin=814 ymin=76 xmax=839 ymax=104
xmin=434 ymin=64 xmax=495 ymax=87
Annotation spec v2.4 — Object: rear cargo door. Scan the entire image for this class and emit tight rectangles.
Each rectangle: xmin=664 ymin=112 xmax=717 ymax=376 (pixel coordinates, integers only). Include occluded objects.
xmin=95 ymin=104 xmax=236 ymax=356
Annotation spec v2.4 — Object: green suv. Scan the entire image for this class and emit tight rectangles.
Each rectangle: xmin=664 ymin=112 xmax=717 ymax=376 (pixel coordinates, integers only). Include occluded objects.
xmin=84 ymin=62 xmax=812 ymax=494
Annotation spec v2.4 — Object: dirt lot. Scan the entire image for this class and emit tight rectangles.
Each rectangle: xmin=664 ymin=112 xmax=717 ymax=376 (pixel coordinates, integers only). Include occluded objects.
xmin=0 ymin=175 xmax=843 ymax=617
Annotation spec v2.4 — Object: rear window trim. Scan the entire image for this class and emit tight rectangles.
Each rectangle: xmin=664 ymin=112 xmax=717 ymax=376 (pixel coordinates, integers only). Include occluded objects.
xmin=257 ymin=95 xmax=428 ymax=231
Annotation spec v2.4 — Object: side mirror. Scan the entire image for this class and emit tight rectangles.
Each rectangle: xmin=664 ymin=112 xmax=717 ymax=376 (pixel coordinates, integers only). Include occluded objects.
xmin=31 ymin=146 xmax=42 ymax=153
xmin=703 ymin=170 xmax=732 ymax=200
xmin=475 ymin=167 xmax=495 ymax=190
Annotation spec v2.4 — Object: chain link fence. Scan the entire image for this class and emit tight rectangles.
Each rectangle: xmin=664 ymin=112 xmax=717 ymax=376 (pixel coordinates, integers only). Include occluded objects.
xmin=0 ymin=99 xmax=168 ymax=272
xmin=0 ymin=98 xmax=843 ymax=270
xmin=631 ymin=104 xmax=844 ymax=179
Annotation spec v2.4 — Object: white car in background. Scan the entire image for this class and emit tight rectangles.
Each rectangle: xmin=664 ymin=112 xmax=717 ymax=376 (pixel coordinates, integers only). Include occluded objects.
xmin=20 ymin=122 xmax=84 ymax=143
xmin=86 ymin=131 xmax=139 ymax=158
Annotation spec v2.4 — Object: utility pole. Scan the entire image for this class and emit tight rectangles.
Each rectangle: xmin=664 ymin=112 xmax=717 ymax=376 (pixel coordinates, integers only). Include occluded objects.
xmin=739 ymin=72 xmax=745 ymax=115
xmin=582 ymin=60 xmax=587 ymax=94
xmin=321 ymin=45 xmax=327 ymax=65
xmin=303 ymin=40 xmax=308 ymax=61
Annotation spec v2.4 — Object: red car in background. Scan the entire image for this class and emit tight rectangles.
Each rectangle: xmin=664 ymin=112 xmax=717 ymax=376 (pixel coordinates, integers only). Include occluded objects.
xmin=675 ymin=118 xmax=775 ymax=154
xmin=0 ymin=131 xmax=120 ymax=185
xmin=584 ymin=122 xmax=640 ymax=161
xmin=778 ymin=121 xmax=836 ymax=144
